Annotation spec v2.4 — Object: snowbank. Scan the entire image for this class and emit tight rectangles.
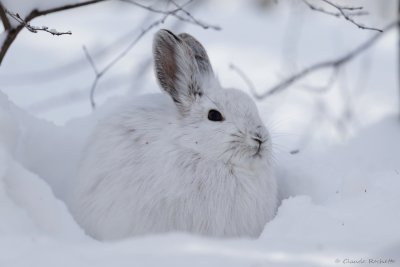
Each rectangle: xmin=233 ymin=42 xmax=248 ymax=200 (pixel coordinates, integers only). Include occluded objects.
xmin=0 ymin=90 xmax=399 ymax=267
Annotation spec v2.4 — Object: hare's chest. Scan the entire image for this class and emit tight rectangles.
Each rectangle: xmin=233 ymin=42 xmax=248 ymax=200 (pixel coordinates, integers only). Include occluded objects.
xmin=182 ymin=166 xmax=272 ymax=237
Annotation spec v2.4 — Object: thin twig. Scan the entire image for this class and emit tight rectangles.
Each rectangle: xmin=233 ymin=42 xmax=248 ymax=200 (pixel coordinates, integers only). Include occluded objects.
xmin=302 ymin=0 xmax=340 ymax=17
xmin=83 ymin=46 xmax=99 ymax=75
xmin=119 ymin=0 xmax=192 ymax=15
xmin=249 ymin=21 xmax=397 ymax=100
xmin=120 ymin=0 xmax=220 ymax=30
xmin=302 ymin=0 xmax=382 ymax=32
xmin=5 ymin=9 xmax=71 ymax=36
xmin=169 ymin=0 xmax=221 ymax=30
xmin=83 ymin=46 xmax=101 ymax=108
xmin=322 ymin=0 xmax=382 ymax=32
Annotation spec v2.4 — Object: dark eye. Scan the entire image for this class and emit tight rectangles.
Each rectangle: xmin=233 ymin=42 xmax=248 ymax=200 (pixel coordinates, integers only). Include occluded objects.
xmin=208 ymin=109 xmax=224 ymax=122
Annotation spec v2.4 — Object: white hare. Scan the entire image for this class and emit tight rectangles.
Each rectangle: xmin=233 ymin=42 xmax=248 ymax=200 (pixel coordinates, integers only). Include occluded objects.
xmin=69 ymin=29 xmax=277 ymax=240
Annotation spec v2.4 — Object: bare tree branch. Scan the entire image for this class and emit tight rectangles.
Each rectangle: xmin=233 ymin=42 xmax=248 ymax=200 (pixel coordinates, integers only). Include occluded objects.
xmin=0 ymin=25 xmax=24 ymax=65
xmin=4 ymin=9 xmax=72 ymax=35
xmin=245 ymin=21 xmax=397 ymax=100
xmin=119 ymin=0 xmax=193 ymax=16
xmin=31 ymin=0 xmax=108 ymax=17
xmin=120 ymin=0 xmax=221 ymax=30
xmin=0 ymin=0 xmax=108 ymax=65
xmin=82 ymin=46 xmax=99 ymax=75
xmin=302 ymin=0 xmax=382 ymax=32
xmin=302 ymin=0 xmax=340 ymax=17
xmin=82 ymin=46 xmax=101 ymax=108
xmin=0 ymin=3 xmax=11 ymax=31
xmin=169 ymin=0 xmax=221 ymax=30
xmin=322 ymin=0 xmax=382 ymax=32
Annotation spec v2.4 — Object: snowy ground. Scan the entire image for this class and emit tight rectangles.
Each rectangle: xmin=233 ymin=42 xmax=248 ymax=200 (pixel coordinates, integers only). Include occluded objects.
xmin=1 ymin=0 xmax=400 ymax=266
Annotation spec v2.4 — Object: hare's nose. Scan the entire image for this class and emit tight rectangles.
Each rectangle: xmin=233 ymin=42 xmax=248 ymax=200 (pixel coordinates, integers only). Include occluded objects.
xmin=252 ymin=137 xmax=263 ymax=147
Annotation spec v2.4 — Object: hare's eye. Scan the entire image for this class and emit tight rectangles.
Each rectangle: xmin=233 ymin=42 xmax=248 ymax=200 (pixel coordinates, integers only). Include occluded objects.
xmin=208 ymin=109 xmax=224 ymax=122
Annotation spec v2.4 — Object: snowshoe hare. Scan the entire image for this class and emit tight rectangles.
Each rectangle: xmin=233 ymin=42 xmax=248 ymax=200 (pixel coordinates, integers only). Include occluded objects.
xmin=69 ymin=29 xmax=277 ymax=240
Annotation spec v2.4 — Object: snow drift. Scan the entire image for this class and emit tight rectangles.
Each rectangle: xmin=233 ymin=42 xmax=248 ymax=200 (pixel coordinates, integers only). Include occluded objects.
xmin=0 ymin=90 xmax=399 ymax=267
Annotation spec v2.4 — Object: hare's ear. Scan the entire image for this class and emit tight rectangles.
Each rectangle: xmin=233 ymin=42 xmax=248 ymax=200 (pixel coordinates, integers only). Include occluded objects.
xmin=153 ymin=29 xmax=202 ymax=113
xmin=178 ymin=33 xmax=213 ymax=75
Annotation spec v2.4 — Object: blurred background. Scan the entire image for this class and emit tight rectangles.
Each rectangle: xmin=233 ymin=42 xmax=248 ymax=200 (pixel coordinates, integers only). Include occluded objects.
xmin=0 ymin=0 xmax=398 ymax=150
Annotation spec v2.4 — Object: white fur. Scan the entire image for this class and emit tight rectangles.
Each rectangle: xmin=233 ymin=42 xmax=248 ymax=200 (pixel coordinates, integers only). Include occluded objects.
xmin=68 ymin=30 xmax=277 ymax=240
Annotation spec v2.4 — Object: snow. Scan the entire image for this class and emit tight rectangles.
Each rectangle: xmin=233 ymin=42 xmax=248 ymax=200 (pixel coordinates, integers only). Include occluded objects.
xmin=1 ymin=89 xmax=399 ymax=265
xmin=1 ymin=0 xmax=400 ymax=266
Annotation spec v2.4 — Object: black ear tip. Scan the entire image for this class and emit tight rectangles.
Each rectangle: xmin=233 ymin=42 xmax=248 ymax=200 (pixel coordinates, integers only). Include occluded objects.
xmin=161 ymin=29 xmax=174 ymax=35
xmin=158 ymin=29 xmax=181 ymax=42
